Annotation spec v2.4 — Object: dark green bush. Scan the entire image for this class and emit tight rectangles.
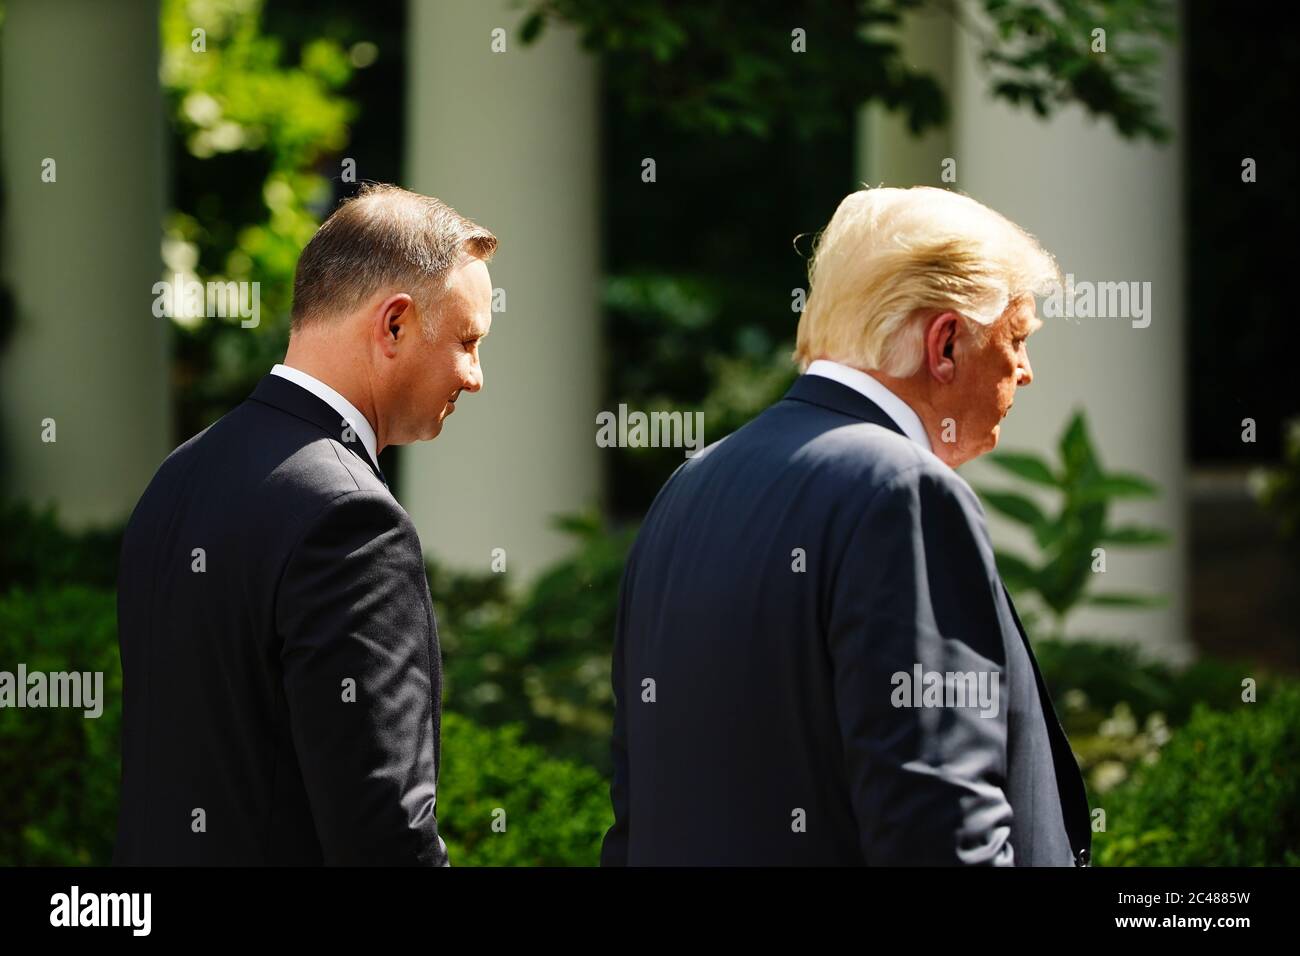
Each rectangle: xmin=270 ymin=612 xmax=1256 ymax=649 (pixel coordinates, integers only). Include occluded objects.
xmin=1036 ymin=637 xmax=1178 ymax=724
xmin=0 ymin=500 xmax=123 ymax=590
xmin=437 ymin=713 xmax=612 ymax=867
xmin=1036 ymin=636 xmax=1253 ymax=730
xmin=432 ymin=511 xmax=636 ymax=774
xmin=1036 ymin=637 xmax=1273 ymax=797
xmin=5 ymin=503 xmax=1290 ymax=868
xmin=0 ymin=583 xmax=614 ymax=866
xmin=1095 ymin=683 xmax=1300 ymax=866
xmin=0 ymin=585 xmax=122 ymax=865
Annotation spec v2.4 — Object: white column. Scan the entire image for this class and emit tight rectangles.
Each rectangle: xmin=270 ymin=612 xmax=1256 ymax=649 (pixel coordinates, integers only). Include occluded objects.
xmin=402 ymin=0 xmax=601 ymax=582
xmin=858 ymin=7 xmax=954 ymax=189
xmin=0 ymin=0 xmax=169 ymax=528
xmin=860 ymin=10 xmax=1192 ymax=662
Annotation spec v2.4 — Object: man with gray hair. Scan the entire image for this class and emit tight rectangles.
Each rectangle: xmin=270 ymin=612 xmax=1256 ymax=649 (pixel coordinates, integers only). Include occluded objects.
xmin=114 ymin=184 xmax=495 ymax=865
xmin=602 ymin=186 xmax=1091 ymax=867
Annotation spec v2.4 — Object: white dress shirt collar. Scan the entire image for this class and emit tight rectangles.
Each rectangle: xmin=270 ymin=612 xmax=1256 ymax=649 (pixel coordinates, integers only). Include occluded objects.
xmin=270 ymin=363 xmax=379 ymax=469
xmin=804 ymin=359 xmax=933 ymax=453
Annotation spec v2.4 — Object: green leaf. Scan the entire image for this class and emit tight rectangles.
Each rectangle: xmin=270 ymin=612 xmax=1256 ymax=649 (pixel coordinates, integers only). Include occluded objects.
xmin=1101 ymin=525 xmax=1170 ymax=546
xmin=519 ymin=11 xmax=546 ymax=45
xmin=1080 ymin=472 xmax=1160 ymax=502
xmin=977 ymin=489 xmax=1049 ymax=530
xmin=1085 ymin=592 xmax=1168 ymax=608
xmin=985 ymin=452 xmax=1060 ymax=487
xmin=1039 ymin=532 xmax=1097 ymax=617
xmin=1058 ymin=410 xmax=1100 ymax=483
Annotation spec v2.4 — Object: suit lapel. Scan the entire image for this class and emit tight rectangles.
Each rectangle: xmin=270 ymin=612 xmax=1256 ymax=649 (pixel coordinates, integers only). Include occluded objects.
xmin=1000 ymin=583 xmax=1093 ymax=862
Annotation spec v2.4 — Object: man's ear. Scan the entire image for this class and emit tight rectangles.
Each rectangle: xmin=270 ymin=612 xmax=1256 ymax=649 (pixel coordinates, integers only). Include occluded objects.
xmin=373 ymin=293 xmax=415 ymax=357
xmin=925 ymin=310 xmax=960 ymax=384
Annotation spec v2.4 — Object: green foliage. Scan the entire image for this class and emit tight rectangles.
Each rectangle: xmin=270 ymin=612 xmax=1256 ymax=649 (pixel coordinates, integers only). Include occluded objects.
xmin=1037 ymin=637 xmax=1260 ymax=795
xmin=1 ymin=504 xmax=1292 ymax=866
xmin=979 ymin=0 xmax=1175 ymax=141
xmin=522 ymin=0 xmax=943 ymax=140
xmin=1036 ymin=637 xmax=1251 ymax=729
xmin=437 ymin=713 xmax=612 ymax=866
xmin=601 ymin=273 xmax=798 ymax=413
xmin=0 ymin=500 xmax=123 ymax=590
xmin=1066 ymin=698 xmax=1171 ymax=797
xmin=1094 ymin=683 xmax=1300 ymax=866
xmin=162 ymin=1 xmax=355 ymax=168
xmin=432 ymin=511 xmax=636 ymax=773
xmin=975 ymin=409 xmax=1169 ymax=635
xmin=608 ymin=346 xmax=796 ymax=507
xmin=160 ymin=0 xmax=359 ymax=434
xmin=521 ymin=0 xmax=1173 ymax=141
xmin=1251 ymin=416 xmax=1300 ymax=547
xmin=0 ymin=586 xmax=122 ymax=865
xmin=692 ymin=347 xmax=800 ymax=440
xmin=600 ymin=271 xmax=802 ymax=511
xmin=0 ymin=530 xmax=619 ymax=866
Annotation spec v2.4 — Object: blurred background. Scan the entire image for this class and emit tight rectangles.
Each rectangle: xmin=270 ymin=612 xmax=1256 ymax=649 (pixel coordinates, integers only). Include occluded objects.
xmin=0 ymin=0 xmax=1296 ymax=866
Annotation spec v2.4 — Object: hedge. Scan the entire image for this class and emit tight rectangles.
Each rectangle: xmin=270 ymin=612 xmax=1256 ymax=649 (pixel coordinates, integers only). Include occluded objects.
xmin=0 ymin=585 xmax=612 ymax=865
xmin=1095 ymin=683 xmax=1300 ymax=866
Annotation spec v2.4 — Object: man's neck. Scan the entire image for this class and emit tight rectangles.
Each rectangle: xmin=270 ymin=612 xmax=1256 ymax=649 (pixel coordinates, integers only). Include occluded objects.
xmin=866 ymin=370 xmax=936 ymax=433
xmin=280 ymin=341 xmax=383 ymax=449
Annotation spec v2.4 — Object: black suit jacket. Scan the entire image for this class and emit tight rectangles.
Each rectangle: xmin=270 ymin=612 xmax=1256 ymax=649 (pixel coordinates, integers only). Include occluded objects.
xmin=601 ymin=374 xmax=1092 ymax=866
xmin=114 ymin=373 xmax=448 ymax=865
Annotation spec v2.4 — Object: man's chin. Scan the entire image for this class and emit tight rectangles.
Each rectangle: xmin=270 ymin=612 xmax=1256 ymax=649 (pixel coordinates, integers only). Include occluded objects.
xmin=957 ymin=427 xmax=1000 ymax=465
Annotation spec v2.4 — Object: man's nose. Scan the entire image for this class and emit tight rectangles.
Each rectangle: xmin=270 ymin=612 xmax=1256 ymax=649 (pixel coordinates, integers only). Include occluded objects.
xmin=1017 ymin=352 xmax=1033 ymax=387
xmin=463 ymin=357 xmax=483 ymax=393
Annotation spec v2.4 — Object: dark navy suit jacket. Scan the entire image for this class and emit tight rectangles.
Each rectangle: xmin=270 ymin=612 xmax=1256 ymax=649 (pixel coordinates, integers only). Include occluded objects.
xmin=114 ymin=373 xmax=447 ymax=865
xmin=601 ymin=374 xmax=1091 ymax=866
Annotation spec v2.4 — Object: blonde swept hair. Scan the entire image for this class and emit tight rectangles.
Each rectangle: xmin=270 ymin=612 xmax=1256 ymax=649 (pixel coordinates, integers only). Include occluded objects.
xmin=793 ymin=186 xmax=1061 ymax=377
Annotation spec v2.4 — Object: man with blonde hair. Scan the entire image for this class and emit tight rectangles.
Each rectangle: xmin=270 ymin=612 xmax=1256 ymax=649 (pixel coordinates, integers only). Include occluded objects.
xmin=603 ymin=186 xmax=1091 ymax=867
xmin=115 ymin=184 xmax=496 ymax=865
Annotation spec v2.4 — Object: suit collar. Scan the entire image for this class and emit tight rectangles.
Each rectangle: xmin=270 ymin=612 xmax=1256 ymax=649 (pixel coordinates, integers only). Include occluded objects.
xmin=269 ymin=363 xmax=378 ymax=467
xmin=804 ymin=361 xmax=933 ymax=452
xmin=248 ymin=373 xmax=386 ymax=483
xmin=782 ymin=373 xmax=909 ymax=440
